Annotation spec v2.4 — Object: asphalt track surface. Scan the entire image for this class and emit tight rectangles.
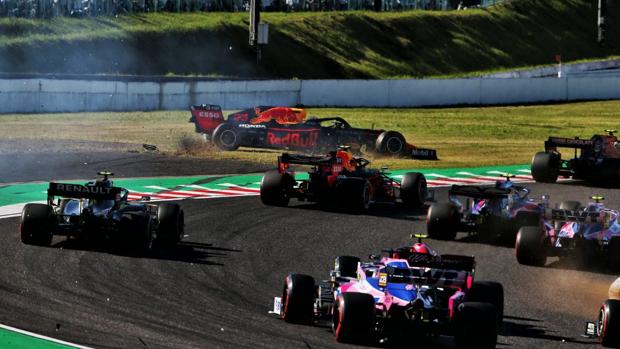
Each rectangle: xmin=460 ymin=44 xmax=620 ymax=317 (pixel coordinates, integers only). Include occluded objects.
xmin=0 ymin=151 xmax=619 ymax=349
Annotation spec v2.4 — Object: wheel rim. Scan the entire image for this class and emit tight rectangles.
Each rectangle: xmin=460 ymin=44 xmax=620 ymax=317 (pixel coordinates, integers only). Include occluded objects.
xmin=386 ymin=136 xmax=403 ymax=154
xmin=219 ymin=130 xmax=237 ymax=148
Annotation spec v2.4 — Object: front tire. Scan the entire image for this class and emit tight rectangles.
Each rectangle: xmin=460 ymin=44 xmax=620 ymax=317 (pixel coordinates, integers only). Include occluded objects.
xmin=333 ymin=292 xmax=375 ymax=344
xmin=336 ymin=178 xmax=371 ymax=214
xmin=531 ymin=151 xmax=560 ymax=183
xmin=515 ymin=226 xmax=547 ymax=266
xmin=426 ymin=203 xmax=459 ymax=240
xmin=400 ymin=172 xmax=427 ymax=208
xmin=20 ymin=203 xmax=54 ymax=246
xmin=375 ymin=131 xmax=406 ymax=155
xmin=599 ymin=299 xmax=620 ymax=347
xmin=281 ymin=273 xmax=316 ymax=325
xmin=260 ymin=171 xmax=294 ymax=207
xmin=466 ymin=281 xmax=504 ymax=330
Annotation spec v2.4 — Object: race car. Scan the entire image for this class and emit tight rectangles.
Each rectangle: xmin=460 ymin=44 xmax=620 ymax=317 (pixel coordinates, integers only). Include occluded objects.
xmin=189 ymin=104 xmax=438 ymax=159
xmin=273 ymin=236 xmax=503 ymax=348
xmin=19 ymin=171 xmax=185 ymax=250
xmin=515 ymin=196 xmax=620 ymax=268
xmin=531 ymin=130 xmax=620 ymax=184
xmin=584 ymin=278 xmax=620 ymax=348
xmin=426 ymin=174 xmax=544 ymax=242
xmin=259 ymin=146 xmax=430 ymax=213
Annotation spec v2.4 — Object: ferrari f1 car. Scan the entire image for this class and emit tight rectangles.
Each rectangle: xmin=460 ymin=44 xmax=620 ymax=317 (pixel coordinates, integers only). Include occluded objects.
xmin=19 ymin=172 xmax=185 ymax=250
xmin=532 ymin=130 xmax=620 ymax=184
xmin=259 ymin=146 xmax=430 ymax=212
xmin=584 ymin=278 xmax=620 ymax=348
xmin=189 ymin=104 xmax=438 ymax=159
xmin=426 ymin=174 xmax=544 ymax=241
xmin=273 ymin=237 xmax=503 ymax=348
xmin=515 ymin=196 xmax=620 ymax=268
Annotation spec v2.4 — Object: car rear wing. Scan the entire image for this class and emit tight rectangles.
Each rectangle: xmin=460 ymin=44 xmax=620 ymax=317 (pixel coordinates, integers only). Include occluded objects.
xmin=406 ymin=253 xmax=475 ymax=273
xmin=48 ymin=182 xmax=121 ymax=201
xmin=544 ymin=208 xmax=602 ymax=224
xmin=448 ymin=185 xmax=510 ymax=199
xmin=189 ymin=104 xmax=225 ymax=134
xmin=544 ymin=136 xmax=593 ymax=151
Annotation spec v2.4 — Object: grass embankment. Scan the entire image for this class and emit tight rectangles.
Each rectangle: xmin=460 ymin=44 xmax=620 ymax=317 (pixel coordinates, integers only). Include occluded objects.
xmin=1 ymin=100 xmax=619 ymax=169
xmin=0 ymin=0 xmax=619 ymax=78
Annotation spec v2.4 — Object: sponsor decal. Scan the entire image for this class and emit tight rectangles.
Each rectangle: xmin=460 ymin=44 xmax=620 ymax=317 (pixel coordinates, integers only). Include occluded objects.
xmin=198 ymin=111 xmax=223 ymax=119
xmin=378 ymin=273 xmax=388 ymax=287
xmin=548 ymin=137 xmax=593 ymax=146
xmin=238 ymin=124 xmax=267 ymax=129
xmin=54 ymin=184 xmax=112 ymax=195
xmin=267 ymin=129 xmax=319 ymax=148
xmin=550 ymin=209 xmax=599 ymax=223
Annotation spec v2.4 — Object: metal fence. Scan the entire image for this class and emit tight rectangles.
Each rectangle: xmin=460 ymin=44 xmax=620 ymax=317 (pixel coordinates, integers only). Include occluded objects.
xmin=0 ymin=0 xmax=484 ymax=17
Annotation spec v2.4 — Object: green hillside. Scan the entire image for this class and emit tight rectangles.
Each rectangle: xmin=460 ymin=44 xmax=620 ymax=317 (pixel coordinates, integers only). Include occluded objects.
xmin=0 ymin=0 xmax=618 ymax=78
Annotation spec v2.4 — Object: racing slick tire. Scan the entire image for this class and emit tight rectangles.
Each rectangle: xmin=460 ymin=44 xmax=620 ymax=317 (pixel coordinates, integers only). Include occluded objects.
xmin=20 ymin=203 xmax=54 ymax=246
xmin=260 ymin=171 xmax=294 ymax=207
xmin=454 ymin=302 xmax=498 ymax=349
xmin=400 ymin=172 xmax=427 ymax=208
xmin=531 ymin=151 xmax=560 ymax=183
xmin=281 ymin=273 xmax=316 ymax=325
xmin=334 ymin=256 xmax=360 ymax=278
xmin=375 ymin=131 xmax=406 ymax=155
xmin=156 ymin=203 xmax=184 ymax=246
xmin=333 ymin=292 xmax=375 ymax=344
xmin=336 ymin=178 xmax=371 ymax=214
xmin=212 ymin=123 xmax=241 ymax=151
xmin=599 ymin=299 xmax=620 ymax=347
xmin=426 ymin=203 xmax=459 ymax=240
xmin=466 ymin=281 xmax=504 ymax=330
xmin=515 ymin=226 xmax=547 ymax=266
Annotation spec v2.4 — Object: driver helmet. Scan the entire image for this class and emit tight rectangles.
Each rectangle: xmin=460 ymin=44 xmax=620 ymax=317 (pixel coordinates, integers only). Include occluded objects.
xmin=410 ymin=242 xmax=435 ymax=256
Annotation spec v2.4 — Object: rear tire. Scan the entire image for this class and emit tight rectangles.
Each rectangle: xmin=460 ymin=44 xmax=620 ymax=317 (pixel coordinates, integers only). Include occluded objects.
xmin=400 ymin=172 xmax=427 ymax=208
xmin=281 ymin=274 xmax=315 ymax=325
xmin=20 ymin=203 xmax=54 ymax=246
xmin=454 ymin=302 xmax=498 ymax=349
xmin=466 ymin=281 xmax=504 ymax=330
xmin=531 ymin=151 xmax=559 ymax=183
xmin=156 ymin=203 xmax=184 ymax=246
xmin=212 ymin=123 xmax=241 ymax=151
xmin=260 ymin=171 xmax=294 ymax=207
xmin=426 ymin=203 xmax=459 ymax=240
xmin=333 ymin=292 xmax=375 ymax=344
xmin=334 ymin=256 xmax=360 ymax=278
xmin=515 ymin=226 xmax=547 ymax=266
xmin=599 ymin=299 xmax=620 ymax=347
xmin=375 ymin=131 xmax=406 ymax=155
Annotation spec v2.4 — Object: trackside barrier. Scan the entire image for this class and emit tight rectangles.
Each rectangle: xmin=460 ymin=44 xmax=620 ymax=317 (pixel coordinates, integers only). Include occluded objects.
xmin=0 ymin=76 xmax=618 ymax=113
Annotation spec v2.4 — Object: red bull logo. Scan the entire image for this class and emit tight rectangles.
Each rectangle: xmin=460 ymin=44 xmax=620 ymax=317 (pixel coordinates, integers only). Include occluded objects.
xmin=267 ymin=129 xmax=319 ymax=148
xmin=252 ymin=107 xmax=307 ymax=125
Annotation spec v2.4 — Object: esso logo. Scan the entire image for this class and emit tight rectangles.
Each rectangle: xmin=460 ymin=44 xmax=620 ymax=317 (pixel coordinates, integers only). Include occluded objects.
xmin=199 ymin=111 xmax=220 ymax=119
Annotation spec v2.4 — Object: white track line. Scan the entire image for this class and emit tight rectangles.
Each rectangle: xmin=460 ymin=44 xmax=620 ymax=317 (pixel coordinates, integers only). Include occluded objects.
xmin=0 ymin=323 xmax=94 ymax=349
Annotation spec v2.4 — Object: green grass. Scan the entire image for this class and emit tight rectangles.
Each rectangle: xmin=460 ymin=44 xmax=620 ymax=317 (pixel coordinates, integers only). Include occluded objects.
xmin=2 ymin=100 xmax=619 ymax=170
xmin=1 ymin=0 xmax=619 ymax=78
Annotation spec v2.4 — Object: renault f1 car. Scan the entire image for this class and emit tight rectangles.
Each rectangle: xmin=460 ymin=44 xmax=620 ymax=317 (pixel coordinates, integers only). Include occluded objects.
xmin=259 ymin=147 xmax=430 ymax=213
xmin=532 ymin=130 xmax=620 ymax=184
xmin=189 ymin=104 xmax=438 ymax=159
xmin=273 ymin=237 xmax=503 ymax=348
xmin=426 ymin=174 xmax=544 ymax=242
xmin=19 ymin=172 xmax=184 ymax=250
xmin=515 ymin=196 xmax=620 ymax=268
xmin=584 ymin=278 xmax=620 ymax=348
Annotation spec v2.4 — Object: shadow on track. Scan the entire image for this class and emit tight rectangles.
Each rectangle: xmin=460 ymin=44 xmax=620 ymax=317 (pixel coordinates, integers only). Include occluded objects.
xmin=51 ymin=239 xmax=241 ymax=266
xmin=284 ymin=202 xmax=429 ymax=221
xmin=501 ymin=315 xmax=593 ymax=345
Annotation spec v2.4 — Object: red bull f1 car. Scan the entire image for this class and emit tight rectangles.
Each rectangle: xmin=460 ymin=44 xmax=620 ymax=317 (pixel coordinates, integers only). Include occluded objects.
xmin=426 ymin=175 xmax=543 ymax=242
xmin=515 ymin=196 xmax=620 ymax=268
xmin=273 ymin=237 xmax=503 ymax=348
xmin=259 ymin=146 xmax=430 ymax=213
xmin=19 ymin=172 xmax=185 ymax=251
xmin=189 ymin=104 xmax=438 ymax=159
xmin=532 ymin=130 xmax=620 ymax=184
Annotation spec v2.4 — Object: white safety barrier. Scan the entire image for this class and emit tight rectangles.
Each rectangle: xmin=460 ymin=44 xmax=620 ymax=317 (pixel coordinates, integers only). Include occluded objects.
xmin=0 ymin=76 xmax=618 ymax=113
